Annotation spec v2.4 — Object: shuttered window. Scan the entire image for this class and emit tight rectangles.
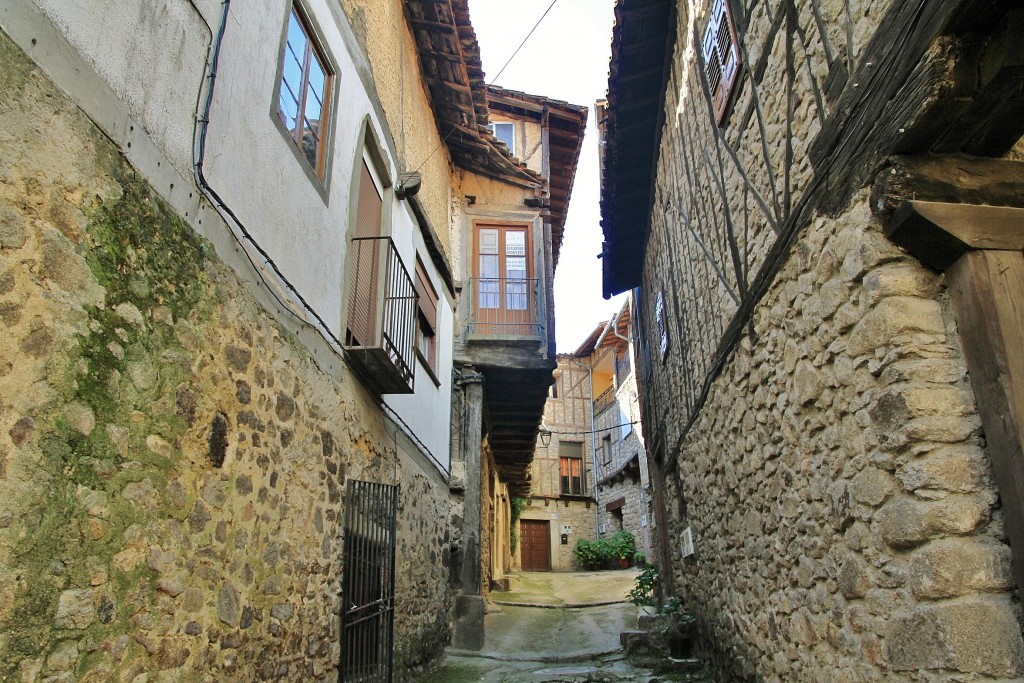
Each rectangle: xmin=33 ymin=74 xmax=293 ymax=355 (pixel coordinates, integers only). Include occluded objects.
xmin=559 ymin=441 xmax=585 ymax=496
xmin=655 ymin=290 xmax=668 ymax=361
xmin=414 ymin=257 xmax=439 ymax=379
xmin=702 ymin=0 xmax=741 ymax=125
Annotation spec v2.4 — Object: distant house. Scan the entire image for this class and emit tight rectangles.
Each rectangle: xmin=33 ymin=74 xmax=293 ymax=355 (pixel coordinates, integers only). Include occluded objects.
xmin=574 ymin=298 xmax=653 ymax=561
xmin=601 ymin=0 xmax=1024 ymax=680
xmin=518 ymin=355 xmax=599 ymax=572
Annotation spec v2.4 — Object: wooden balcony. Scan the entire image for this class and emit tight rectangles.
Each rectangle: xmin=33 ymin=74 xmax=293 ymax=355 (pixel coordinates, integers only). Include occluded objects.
xmin=344 ymin=237 xmax=417 ymax=395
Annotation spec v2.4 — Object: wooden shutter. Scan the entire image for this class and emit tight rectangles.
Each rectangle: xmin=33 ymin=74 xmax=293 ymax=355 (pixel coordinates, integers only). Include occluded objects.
xmin=702 ymin=0 xmax=741 ymax=125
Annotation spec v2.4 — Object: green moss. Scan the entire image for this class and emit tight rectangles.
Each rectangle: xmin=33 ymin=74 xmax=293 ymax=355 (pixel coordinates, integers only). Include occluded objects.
xmin=2 ymin=137 xmax=216 ymax=678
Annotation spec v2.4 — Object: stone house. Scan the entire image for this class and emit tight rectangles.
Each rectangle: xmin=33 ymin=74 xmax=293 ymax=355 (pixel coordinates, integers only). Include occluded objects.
xmin=601 ymin=0 xmax=1024 ymax=680
xmin=0 ymin=0 xmax=581 ymax=680
xmin=574 ymin=298 xmax=654 ymax=562
xmin=448 ymin=81 xmax=588 ymax=646
xmin=518 ymin=356 xmax=599 ymax=572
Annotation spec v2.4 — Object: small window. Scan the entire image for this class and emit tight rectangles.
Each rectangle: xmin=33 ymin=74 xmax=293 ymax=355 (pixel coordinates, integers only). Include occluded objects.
xmin=560 ymin=457 xmax=583 ymax=496
xmin=655 ymin=290 xmax=668 ymax=360
xmin=278 ymin=6 xmax=334 ymax=179
xmin=549 ymin=374 xmax=561 ymax=399
xmin=601 ymin=434 xmax=612 ymax=465
xmin=489 ymin=122 xmax=516 ymax=154
xmin=559 ymin=442 xmax=585 ymax=496
xmin=702 ymin=0 xmax=741 ymax=125
xmin=414 ymin=257 xmax=439 ymax=381
xmin=620 ymin=406 xmax=632 ymax=440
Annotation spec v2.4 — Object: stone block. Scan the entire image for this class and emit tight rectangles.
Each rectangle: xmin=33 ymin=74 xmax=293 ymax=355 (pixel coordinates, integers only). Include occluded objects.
xmin=878 ymin=496 xmax=987 ymax=549
xmin=897 ymin=446 xmax=986 ymax=494
xmin=54 ymin=589 xmax=94 ymax=629
xmin=45 ymin=641 xmax=78 ymax=672
xmin=863 ymin=265 xmax=940 ymax=305
xmin=838 ymin=554 xmax=869 ymax=599
xmin=218 ymin=583 xmax=240 ymax=627
xmin=849 ymin=468 xmax=894 ymax=507
xmin=885 ymin=598 xmax=1024 ymax=676
xmin=847 ymin=297 xmax=945 ymax=358
xmin=910 ymin=539 xmax=1013 ymax=599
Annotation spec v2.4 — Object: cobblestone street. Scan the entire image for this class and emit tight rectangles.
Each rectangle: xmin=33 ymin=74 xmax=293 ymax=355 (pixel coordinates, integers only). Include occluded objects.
xmin=422 ymin=571 xmax=708 ymax=682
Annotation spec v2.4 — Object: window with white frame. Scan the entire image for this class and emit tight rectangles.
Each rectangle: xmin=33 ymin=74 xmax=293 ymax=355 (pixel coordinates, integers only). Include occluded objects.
xmin=489 ymin=122 xmax=516 ymax=155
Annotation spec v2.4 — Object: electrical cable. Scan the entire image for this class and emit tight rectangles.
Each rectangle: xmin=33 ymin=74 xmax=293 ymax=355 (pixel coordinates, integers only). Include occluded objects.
xmin=544 ymin=421 xmax=638 ymax=437
xmin=407 ymin=0 xmax=561 ymax=175
xmin=191 ymin=1 xmax=447 ymax=478
xmin=488 ymin=0 xmax=559 ymax=85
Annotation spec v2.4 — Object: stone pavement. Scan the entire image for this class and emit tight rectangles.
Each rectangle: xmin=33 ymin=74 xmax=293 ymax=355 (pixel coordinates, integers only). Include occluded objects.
xmin=420 ymin=570 xmax=703 ymax=682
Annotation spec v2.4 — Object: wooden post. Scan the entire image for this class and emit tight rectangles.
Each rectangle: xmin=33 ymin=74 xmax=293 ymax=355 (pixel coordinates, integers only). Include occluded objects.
xmin=946 ymin=250 xmax=1024 ymax=596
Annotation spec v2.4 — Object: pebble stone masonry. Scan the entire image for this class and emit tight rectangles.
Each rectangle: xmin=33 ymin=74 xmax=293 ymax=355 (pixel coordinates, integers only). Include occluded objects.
xmin=0 ymin=30 xmax=451 ymax=682
xmin=621 ymin=0 xmax=1024 ymax=680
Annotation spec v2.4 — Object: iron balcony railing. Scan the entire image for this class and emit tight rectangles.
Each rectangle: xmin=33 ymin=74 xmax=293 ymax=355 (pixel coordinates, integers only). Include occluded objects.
xmin=345 ymin=237 xmax=417 ymax=394
xmin=594 ymin=385 xmax=616 ymax=415
xmin=465 ymin=277 xmax=542 ymax=338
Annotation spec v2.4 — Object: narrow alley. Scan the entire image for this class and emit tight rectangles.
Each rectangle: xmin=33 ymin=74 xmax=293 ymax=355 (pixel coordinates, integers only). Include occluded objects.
xmin=2 ymin=0 xmax=1024 ymax=681
xmin=424 ymin=570 xmax=707 ymax=682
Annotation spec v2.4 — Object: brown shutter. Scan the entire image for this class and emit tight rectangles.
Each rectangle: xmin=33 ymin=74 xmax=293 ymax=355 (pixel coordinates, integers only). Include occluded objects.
xmin=702 ymin=0 xmax=742 ymax=125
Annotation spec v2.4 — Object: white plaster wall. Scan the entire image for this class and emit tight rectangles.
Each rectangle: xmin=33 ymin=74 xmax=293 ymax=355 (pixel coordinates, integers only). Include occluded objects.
xmin=32 ymin=0 xmax=211 ymax=177
xmin=385 ymin=199 xmax=453 ymax=469
xmin=23 ymin=0 xmax=454 ymax=472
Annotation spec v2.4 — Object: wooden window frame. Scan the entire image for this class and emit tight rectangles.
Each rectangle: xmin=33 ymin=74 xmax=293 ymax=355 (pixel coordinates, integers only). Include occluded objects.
xmin=702 ymin=0 xmax=741 ymax=126
xmin=601 ymin=434 xmax=613 ymax=465
xmin=275 ymin=3 xmax=335 ymax=185
xmin=559 ymin=456 xmax=584 ymax=496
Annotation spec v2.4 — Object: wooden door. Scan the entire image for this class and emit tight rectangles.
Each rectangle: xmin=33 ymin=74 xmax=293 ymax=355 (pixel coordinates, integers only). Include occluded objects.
xmin=474 ymin=224 xmax=532 ymax=335
xmin=520 ymin=519 xmax=550 ymax=571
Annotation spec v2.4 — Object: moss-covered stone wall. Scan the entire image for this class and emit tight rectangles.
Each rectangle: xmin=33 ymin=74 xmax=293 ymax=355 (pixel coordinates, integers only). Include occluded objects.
xmin=0 ymin=28 xmax=450 ymax=682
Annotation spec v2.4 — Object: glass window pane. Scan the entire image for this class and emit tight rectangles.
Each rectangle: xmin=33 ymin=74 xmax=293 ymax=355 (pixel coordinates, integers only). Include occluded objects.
xmin=506 ymin=280 xmax=526 ymax=310
xmin=287 ymin=11 xmax=307 ymax=58
xmin=505 ymin=230 xmax=526 ymax=256
xmin=308 ymin=55 xmax=327 ymax=99
xmin=301 ymin=118 xmax=319 ymax=167
xmin=278 ymin=93 xmax=297 ymax=133
xmin=479 ymin=279 xmax=499 ymax=309
xmin=304 ymin=81 xmax=322 ymax=122
xmin=479 ymin=229 xmax=499 ymax=255
xmin=479 ymin=254 xmax=499 ymax=279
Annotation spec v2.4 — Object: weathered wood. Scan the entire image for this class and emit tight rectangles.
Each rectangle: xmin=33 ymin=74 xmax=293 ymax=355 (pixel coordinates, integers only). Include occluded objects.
xmin=884 ymin=200 xmax=1024 ymax=270
xmin=873 ymin=155 xmax=1024 ymax=218
xmin=946 ymin=249 xmax=1024 ymax=605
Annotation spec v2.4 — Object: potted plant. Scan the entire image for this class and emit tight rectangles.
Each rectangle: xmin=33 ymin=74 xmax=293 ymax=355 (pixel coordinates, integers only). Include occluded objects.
xmin=658 ymin=596 xmax=697 ymax=659
xmin=609 ymin=531 xmax=636 ymax=568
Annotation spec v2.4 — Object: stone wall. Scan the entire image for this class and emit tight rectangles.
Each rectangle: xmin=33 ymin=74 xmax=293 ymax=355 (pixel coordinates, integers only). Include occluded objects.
xmin=627 ymin=0 xmax=1024 ymax=679
xmin=520 ymin=499 xmax=597 ymax=571
xmin=0 ymin=30 xmax=451 ymax=682
xmin=661 ymin=193 xmax=1023 ymax=680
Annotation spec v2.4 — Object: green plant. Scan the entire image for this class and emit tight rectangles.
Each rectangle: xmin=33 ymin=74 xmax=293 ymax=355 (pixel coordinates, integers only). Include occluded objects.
xmin=573 ymin=538 xmax=612 ymax=570
xmin=628 ymin=564 xmax=660 ymax=606
xmin=633 ymin=550 xmax=646 ymax=566
xmin=509 ymin=497 xmax=528 ymax=552
xmin=608 ymin=530 xmax=636 ymax=560
xmin=658 ymin=595 xmax=696 ymax=638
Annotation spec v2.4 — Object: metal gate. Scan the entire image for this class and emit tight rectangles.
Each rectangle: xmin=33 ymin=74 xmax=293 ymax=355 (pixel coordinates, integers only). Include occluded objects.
xmin=340 ymin=480 xmax=399 ymax=683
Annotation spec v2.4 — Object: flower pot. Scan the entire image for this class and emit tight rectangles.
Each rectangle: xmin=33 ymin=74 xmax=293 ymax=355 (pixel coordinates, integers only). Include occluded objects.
xmin=618 ymin=557 xmax=631 ymax=569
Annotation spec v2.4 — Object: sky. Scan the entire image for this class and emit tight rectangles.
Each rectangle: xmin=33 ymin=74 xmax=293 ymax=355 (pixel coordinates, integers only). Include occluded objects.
xmin=468 ymin=0 xmax=626 ymax=353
